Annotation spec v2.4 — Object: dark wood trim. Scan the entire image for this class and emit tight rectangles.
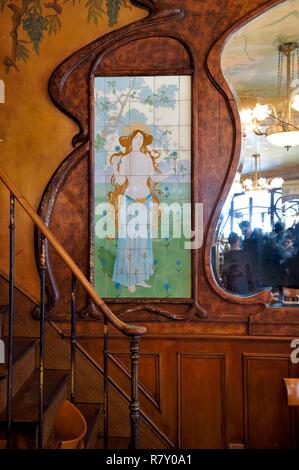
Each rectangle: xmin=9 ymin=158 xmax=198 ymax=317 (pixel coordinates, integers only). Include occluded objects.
xmin=36 ymin=143 xmax=89 ymax=317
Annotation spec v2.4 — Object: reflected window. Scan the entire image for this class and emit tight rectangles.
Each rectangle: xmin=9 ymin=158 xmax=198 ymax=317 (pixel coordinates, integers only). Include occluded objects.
xmin=0 ymin=80 xmax=4 ymax=103
xmin=213 ymin=0 xmax=299 ymax=305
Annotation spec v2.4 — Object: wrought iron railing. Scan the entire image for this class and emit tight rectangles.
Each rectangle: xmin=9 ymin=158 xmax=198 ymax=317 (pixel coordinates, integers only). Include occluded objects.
xmin=0 ymin=168 xmax=147 ymax=449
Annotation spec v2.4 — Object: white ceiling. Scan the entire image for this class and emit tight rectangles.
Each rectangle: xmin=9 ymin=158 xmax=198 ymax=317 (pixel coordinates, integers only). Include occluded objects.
xmin=221 ymin=0 xmax=299 ymax=176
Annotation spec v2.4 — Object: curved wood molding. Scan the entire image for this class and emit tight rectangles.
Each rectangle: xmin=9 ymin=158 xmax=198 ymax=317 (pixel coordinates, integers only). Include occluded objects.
xmin=37 ymin=142 xmax=89 ymax=317
xmin=37 ymin=0 xmax=299 ymax=332
xmin=48 ymin=3 xmax=184 ymax=146
xmin=201 ymin=0 xmax=299 ymax=331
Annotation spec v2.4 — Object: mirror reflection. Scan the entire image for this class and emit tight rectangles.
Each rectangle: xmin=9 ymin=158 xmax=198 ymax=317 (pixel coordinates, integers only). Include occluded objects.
xmin=213 ymin=0 xmax=299 ymax=305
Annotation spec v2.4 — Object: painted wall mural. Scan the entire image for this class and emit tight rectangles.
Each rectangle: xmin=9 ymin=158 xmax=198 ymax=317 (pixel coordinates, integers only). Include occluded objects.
xmin=93 ymin=75 xmax=192 ymax=298
xmin=1 ymin=0 xmax=131 ymax=73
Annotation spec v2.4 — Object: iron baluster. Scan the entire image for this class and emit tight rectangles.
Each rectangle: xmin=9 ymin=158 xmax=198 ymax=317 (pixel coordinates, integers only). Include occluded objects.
xmin=103 ymin=318 xmax=109 ymax=449
xmin=7 ymin=193 xmax=15 ymax=448
xmin=70 ymin=274 xmax=77 ymax=404
xmin=38 ymin=235 xmax=46 ymax=449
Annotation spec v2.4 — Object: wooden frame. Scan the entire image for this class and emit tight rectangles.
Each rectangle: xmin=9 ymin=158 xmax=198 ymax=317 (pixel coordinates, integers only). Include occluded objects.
xmin=36 ymin=0 xmax=299 ymax=334
xmin=89 ymin=48 xmax=203 ymax=319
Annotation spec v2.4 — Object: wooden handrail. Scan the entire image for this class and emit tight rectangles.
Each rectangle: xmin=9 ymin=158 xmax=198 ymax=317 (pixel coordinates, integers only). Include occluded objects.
xmin=0 ymin=169 xmax=146 ymax=337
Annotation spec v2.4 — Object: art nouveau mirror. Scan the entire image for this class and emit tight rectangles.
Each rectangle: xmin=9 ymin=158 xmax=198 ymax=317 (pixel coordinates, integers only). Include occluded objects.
xmin=212 ymin=0 xmax=299 ymax=307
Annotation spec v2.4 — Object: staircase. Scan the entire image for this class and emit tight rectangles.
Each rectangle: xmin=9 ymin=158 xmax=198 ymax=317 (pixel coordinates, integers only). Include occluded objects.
xmin=0 ymin=337 xmax=102 ymax=448
xmin=0 ymin=168 xmax=146 ymax=449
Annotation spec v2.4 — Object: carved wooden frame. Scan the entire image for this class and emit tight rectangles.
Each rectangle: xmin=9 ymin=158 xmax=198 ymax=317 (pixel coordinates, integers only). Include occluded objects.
xmin=88 ymin=33 xmax=204 ymax=319
xmin=204 ymin=0 xmax=299 ymax=334
xmin=37 ymin=0 xmax=299 ymax=333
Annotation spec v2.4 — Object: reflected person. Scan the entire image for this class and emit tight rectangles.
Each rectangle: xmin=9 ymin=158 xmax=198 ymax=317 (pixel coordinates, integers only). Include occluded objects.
xmin=239 ymin=220 xmax=264 ymax=288
xmin=223 ymin=232 xmax=255 ymax=295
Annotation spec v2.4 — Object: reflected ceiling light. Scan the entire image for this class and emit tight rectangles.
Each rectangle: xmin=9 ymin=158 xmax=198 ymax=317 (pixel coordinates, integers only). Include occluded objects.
xmin=291 ymin=86 xmax=299 ymax=111
xmin=234 ymin=153 xmax=284 ymax=194
xmin=241 ymin=42 xmax=299 ymax=151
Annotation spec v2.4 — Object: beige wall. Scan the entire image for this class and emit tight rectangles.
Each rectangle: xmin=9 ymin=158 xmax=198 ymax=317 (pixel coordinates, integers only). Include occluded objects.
xmin=0 ymin=2 xmax=146 ymax=301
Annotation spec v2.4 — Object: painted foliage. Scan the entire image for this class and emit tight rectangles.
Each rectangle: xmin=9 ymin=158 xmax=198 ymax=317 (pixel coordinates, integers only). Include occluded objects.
xmin=1 ymin=0 xmax=130 ymax=72
xmin=93 ymin=75 xmax=192 ymax=298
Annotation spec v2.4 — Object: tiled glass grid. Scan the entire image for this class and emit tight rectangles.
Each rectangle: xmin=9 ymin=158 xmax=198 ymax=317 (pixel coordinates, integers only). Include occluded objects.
xmin=94 ymin=76 xmax=192 ymax=298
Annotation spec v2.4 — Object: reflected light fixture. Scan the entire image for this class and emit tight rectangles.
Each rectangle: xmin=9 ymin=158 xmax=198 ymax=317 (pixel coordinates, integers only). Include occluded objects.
xmin=241 ymin=42 xmax=299 ymax=151
xmin=233 ymin=153 xmax=284 ymax=194
xmin=291 ymin=85 xmax=299 ymax=111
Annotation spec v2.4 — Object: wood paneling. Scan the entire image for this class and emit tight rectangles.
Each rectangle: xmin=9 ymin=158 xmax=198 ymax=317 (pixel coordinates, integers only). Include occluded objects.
xmin=2 ymin=275 xmax=299 ymax=448
xmin=97 ymin=37 xmax=192 ymax=74
xmin=178 ymin=353 xmax=227 ymax=448
xmin=76 ymin=328 xmax=299 ymax=448
xmin=243 ymin=354 xmax=294 ymax=448
xmin=112 ymin=353 xmax=161 ymax=408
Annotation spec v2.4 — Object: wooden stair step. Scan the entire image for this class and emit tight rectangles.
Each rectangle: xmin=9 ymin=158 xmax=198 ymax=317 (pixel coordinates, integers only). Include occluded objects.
xmin=0 ymin=369 xmax=69 ymax=448
xmin=0 ymin=439 xmax=7 ymax=449
xmin=0 ymin=369 xmax=69 ymax=422
xmin=0 ymin=338 xmax=36 ymax=375
xmin=76 ymin=403 xmax=103 ymax=449
xmin=0 ymin=338 xmax=37 ymax=413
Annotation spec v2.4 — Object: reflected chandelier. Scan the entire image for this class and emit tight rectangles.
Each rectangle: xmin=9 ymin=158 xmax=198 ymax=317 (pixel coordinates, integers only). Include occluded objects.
xmin=233 ymin=153 xmax=284 ymax=194
xmin=240 ymin=42 xmax=299 ymax=150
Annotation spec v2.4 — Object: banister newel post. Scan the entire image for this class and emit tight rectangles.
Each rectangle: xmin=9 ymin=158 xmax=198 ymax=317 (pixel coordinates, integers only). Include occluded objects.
xmin=129 ymin=335 xmax=141 ymax=449
xmin=103 ymin=319 xmax=109 ymax=449
xmin=70 ymin=274 xmax=77 ymax=404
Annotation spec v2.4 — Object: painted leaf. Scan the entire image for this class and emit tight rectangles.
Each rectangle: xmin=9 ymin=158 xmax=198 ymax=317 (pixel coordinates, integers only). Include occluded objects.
xmin=22 ymin=14 xmax=48 ymax=54
xmin=85 ymin=0 xmax=104 ymax=25
xmin=95 ymin=133 xmax=107 ymax=151
xmin=16 ymin=41 xmax=30 ymax=62
xmin=0 ymin=0 xmax=8 ymax=12
xmin=27 ymin=0 xmax=43 ymax=17
xmin=46 ymin=14 xmax=62 ymax=35
xmin=106 ymin=0 xmax=122 ymax=27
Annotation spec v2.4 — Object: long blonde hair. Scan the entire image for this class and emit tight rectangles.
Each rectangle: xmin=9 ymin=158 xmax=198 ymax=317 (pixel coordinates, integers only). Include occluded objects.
xmin=108 ymin=129 xmax=161 ymax=209
xmin=108 ymin=129 xmax=161 ymax=237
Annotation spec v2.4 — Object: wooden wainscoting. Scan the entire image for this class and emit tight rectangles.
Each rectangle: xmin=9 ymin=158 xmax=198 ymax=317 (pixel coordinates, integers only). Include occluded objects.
xmin=78 ymin=328 xmax=299 ymax=449
xmin=243 ymin=353 xmax=295 ymax=448
xmin=1 ymin=274 xmax=298 ymax=448
xmin=177 ymin=352 xmax=227 ymax=448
